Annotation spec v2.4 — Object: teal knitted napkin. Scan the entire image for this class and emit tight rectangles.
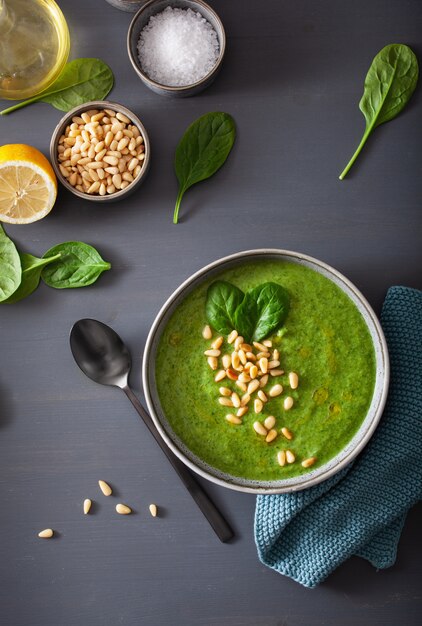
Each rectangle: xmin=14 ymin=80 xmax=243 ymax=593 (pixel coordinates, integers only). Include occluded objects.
xmin=254 ymin=286 xmax=422 ymax=588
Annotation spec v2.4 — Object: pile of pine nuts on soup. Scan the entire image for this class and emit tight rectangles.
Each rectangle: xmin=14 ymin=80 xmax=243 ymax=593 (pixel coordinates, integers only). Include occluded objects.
xmin=57 ymin=108 xmax=146 ymax=196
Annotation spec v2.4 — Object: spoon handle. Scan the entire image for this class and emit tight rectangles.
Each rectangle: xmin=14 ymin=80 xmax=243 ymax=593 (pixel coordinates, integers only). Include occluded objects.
xmin=122 ymin=385 xmax=234 ymax=543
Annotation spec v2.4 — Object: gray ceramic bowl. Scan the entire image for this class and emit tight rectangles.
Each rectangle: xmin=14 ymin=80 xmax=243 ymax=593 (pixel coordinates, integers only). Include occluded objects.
xmin=143 ymin=249 xmax=390 ymax=494
xmin=127 ymin=0 xmax=226 ymax=97
xmin=50 ymin=100 xmax=150 ymax=203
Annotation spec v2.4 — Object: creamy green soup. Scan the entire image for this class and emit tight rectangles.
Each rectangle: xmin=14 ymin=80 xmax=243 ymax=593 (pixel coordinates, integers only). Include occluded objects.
xmin=155 ymin=260 xmax=376 ymax=480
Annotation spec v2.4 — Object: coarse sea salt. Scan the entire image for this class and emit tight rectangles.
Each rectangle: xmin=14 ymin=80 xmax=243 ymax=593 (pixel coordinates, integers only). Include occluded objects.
xmin=137 ymin=7 xmax=219 ymax=87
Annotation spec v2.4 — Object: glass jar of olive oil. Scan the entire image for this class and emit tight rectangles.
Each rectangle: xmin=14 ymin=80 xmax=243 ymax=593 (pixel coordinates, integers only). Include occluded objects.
xmin=0 ymin=0 xmax=70 ymax=100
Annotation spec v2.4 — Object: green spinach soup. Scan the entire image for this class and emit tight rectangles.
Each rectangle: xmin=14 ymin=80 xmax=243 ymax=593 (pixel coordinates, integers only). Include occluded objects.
xmin=155 ymin=260 xmax=376 ymax=481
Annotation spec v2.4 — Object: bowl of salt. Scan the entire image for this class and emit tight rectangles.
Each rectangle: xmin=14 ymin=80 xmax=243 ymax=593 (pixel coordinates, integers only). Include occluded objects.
xmin=127 ymin=0 xmax=226 ymax=97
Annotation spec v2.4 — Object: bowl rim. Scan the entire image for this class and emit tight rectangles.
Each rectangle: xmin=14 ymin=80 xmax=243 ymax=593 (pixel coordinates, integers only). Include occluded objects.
xmin=49 ymin=100 xmax=151 ymax=202
xmin=142 ymin=249 xmax=390 ymax=494
xmin=127 ymin=0 xmax=226 ymax=92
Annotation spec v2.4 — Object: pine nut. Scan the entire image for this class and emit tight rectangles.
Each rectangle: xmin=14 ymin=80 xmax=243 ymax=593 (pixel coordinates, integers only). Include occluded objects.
xmin=204 ymin=349 xmax=220 ymax=357
xmin=256 ymin=351 xmax=271 ymax=359
xmin=83 ymin=499 xmax=92 ymax=514
xmin=269 ymin=360 xmax=281 ymax=369
xmin=128 ymin=158 xmax=139 ymax=172
xmin=231 ymin=393 xmax=241 ymax=408
xmin=266 ymin=429 xmax=278 ymax=443
xmin=226 ymin=368 xmax=238 ymax=381
xmin=231 ymin=352 xmax=241 ymax=370
xmin=240 ymin=343 xmax=252 ymax=352
xmin=260 ymin=374 xmax=269 ymax=387
xmin=237 ymin=406 xmax=248 ymax=417
xmin=253 ymin=341 xmax=267 ymax=352
xmin=286 ymin=450 xmax=296 ymax=464
xmin=212 ymin=336 xmax=224 ymax=350
xmin=215 ymin=370 xmax=226 ymax=382
xmin=281 ymin=427 xmax=293 ymax=440
xmin=259 ymin=357 xmax=268 ymax=374
xmin=270 ymin=369 xmax=284 ymax=377
xmin=112 ymin=173 xmax=122 ymax=189
xmin=258 ymin=390 xmax=268 ymax=403
xmin=116 ymin=503 xmax=132 ymax=515
xmin=202 ymin=325 xmax=212 ymax=340
xmin=263 ymin=340 xmax=272 ymax=347
xmin=219 ymin=386 xmax=231 ymax=397
xmin=207 ymin=356 xmax=218 ymax=370
xmin=289 ymin=372 xmax=299 ymax=389
xmin=38 ymin=529 xmax=54 ymax=538
xmin=238 ymin=349 xmax=247 ymax=365
xmin=284 ymin=397 xmax=294 ymax=411
xmin=222 ymin=354 xmax=231 ymax=369
xmin=277 ymin=450 xmax=286 ymax=467
xmin=234 ymin=336 xmax=244 ymax=351
xmin=88 ymin=181 xmax=101 ymax=194
xmin=272 ymin=349 xmax=280 ymax=361
xmin=227 ymin=330 xmax=238 ymax=344
xmin=240 ymin=393 xmax=251 ymax=406
xmin=254 ymin=399 xmax=263 ymax=413
xmin=250 ymin=365 xmax=258 ymax=379
xmin=98 ymin=480 xmax=112 ymax=496
xmin=269 ymin=384 xmax=283 ymax=397
xmin=236 ymin=381 xmax=247 ymax=392
xmin=253 ymin=421 xmax=267 ymax=436
xmin=247 ymin=380 xmax=260 ymax=395
xmin=246 ymin=352 xmax=256 ymax=361
xmin=149 ymin=504 xmax=158 ymax=517
xmin=116 ymin=111 xmax=131 ymax=124
xmin=301 ymin=457 xmax=317 ymax=468
xmin=226 ymin=414 xmax=242 ymax=425
xmin=244 ymin=362 xmax=252 ymax=370
xmin=264 ymin=416 xmax=276 ymax=430
xmin=238 ymin=372 xmax=251 ymax=383
xmin=219 ymin=397 xmax=234 ymax=407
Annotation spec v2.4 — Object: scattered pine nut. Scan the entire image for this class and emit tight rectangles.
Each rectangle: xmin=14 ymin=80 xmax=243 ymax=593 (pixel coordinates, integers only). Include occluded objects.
xmin=231 ymin=392 xmax=241 ymax=408
xmin=226 ymin=414 xmax=242 ymax=425
xmin=240 ymin=393 xmax=251 ymax=406
xmin=258 ymin=390 xmax=268 ymax=403
xmin=289 ymin=372 xmax=299 ymax=389
xmin=231 ymin=352 xmax=241 ymax=370
xmin=240 ymin=343 xmax=252 ymax=352
xmin=254 ymin=398 xmax=263 ymax=413
xmin=204 ymin=349 xmax=221 ymax=357
xmin=268 ymin=360 xmax=281 ymax=369
xmin=116 ymin=503 xmax=132 ymax=515
xmin=250 ymin=365 xmax=258 ymax=379
xmin=270 ymin=369 xmax=284 ymax=377
xmin=202 ymin=325 xmax=212 ymax=340
xmin=238 ymin=372 xmax=251 ymax=383
xmin=286 ymin=450 xmax=296 ymax=464
xmin=272 ymin=349 xmax=280 ymax=361
xmin=222 ymin=354 xmax=232 ymax=369
xmin=236 ymin=380 xmax=247 ymax=392
xmin=281 ymin=427 xmax=293 ymax=440
xmin=237 ymin=406 xmax=248 ymax=417
xmin=211 ymin=336 xmax=224 ymax=350
xmin=214 ymin=370 xmax=226 ymax=382
xmin=207 ymin=356 xmax=218 ymax=370
xmin=284 ymin=396 xmax=294 ymax=411
xmin=219 ymin=386 xmax=231 ymax=397
xmin=38 ymin=528 xmax=54 ymax=538
xmin=98 ymin=480 xmax=112 ymax=496
xmin=226 ymin=368 xmax=238 ymax=381
xmin=227 ymin=330 xmax=238 ymax=344
xmin=83 ymin=499 xmax=92 ymax=515
xmin=234 ymin=336 xmax=244 ymax=351
xmin=246 ymin=352 xmax=256 ymax=361
xmin=263 ymin=340 xmax=272 ymax=348
xmin=253 ymin=341 xmax=267 ymax=352
xmin=264 ymin=416 xmax=276 ymax=430
xmin=260 ymin=374 xmax=269 ymax=387
xmin=256 ymin=351 xmax=271 ymax=359
xmin=219 ymin=397 xmax=234 ymax=407
xmin=301 ymin=457 xmax=317 ymax=468
xmin=247 ymin=380 xmax=260 ymax=395
xmin=253 ymin=421 xmax=267 ymax=436
xmin=238 ymin=349 xmax=247 ymax=365
xmin=259 ymin=357 xmax=268 ymax=374
xmin=149 ymin=504 xmax=158 ymax=517
xmin=266 ymin=429 xmax=278 ymax=443
xmin=269 ymin=384 xmax=283 ymax=397
xmin=277 ymin=451 xmax=286 ymax=467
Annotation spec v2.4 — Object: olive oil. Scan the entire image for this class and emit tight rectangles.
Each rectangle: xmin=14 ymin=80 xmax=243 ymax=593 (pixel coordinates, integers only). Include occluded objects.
xmin=0 ymin=0 xmax=70 ymax=100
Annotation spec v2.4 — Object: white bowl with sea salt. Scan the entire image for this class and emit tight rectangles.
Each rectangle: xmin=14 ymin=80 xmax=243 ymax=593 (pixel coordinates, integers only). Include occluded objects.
xmin=127 ymin=0 xmax=226 ymax=97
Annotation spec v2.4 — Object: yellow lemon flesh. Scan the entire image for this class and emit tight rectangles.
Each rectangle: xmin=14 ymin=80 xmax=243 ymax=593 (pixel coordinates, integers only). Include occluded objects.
xmin=0 ymin=144 xmax=57 ymax=224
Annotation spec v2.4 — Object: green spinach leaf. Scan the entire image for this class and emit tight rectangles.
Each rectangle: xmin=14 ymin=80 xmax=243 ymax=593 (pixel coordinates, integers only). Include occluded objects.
xmin=234 ymin=282 xmax=290 ymax=342
xmin=173 ymin=112 xmax=236 ymax=224
xmin=205 ymin=280 xmax=245 ymax=335
xmin=0 ymin=59 xmax=114 ymax=116
xmin=339 ymin=44 xmax=418 ymax=179
xmin=0 ymin=224 xmax=21 ymax=302
xmin=41 ymin=242 xmax=111 ymax=289
xmin=3 ymin=253 xmax=61 ymax=303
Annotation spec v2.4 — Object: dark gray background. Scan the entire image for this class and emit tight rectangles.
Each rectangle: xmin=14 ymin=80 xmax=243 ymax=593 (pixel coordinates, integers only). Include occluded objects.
xmin=1 ymin=1 xmax=421 ymax=624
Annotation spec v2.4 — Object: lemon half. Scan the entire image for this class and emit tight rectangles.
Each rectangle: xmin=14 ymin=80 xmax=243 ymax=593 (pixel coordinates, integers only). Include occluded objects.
xmin=0 ymin=144 xmax=57 ymax=224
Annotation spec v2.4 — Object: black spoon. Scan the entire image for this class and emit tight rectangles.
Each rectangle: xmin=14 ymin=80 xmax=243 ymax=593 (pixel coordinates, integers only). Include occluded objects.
xmin=70 ymin=318 xmax=234 ymax=543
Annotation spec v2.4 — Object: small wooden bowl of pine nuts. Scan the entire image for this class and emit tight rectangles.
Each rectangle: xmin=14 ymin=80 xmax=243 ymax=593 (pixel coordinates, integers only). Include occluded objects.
xmin=50 ymin=100 xmax=150 ymax=202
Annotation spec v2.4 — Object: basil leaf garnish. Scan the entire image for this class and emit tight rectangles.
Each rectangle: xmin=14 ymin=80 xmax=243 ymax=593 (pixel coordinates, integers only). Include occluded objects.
xmin=205 ymin=280 xmax=245 ymax=335
xmin=0 ymin=224 xmax=21 ymax=302
xmin=41 ymin=242 xmax=111 ymax=289
xmin=339 ymin=44 xmax=418 ymax=179
xmin=234 ymin=282 xmax=290 ymax=342
xmin=173 ymin=112 xmax=236 ymax=224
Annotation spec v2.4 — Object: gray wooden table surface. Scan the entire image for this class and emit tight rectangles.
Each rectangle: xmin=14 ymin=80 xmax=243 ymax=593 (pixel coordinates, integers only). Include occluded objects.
xmin=1 ymin=1 xmax=421 ymax=624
